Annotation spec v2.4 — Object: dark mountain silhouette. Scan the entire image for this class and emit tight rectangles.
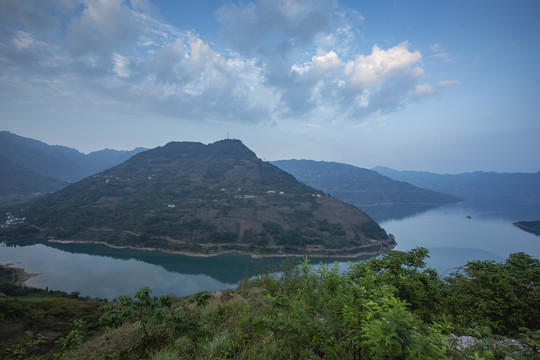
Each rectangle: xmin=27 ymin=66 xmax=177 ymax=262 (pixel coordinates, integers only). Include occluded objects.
xmin=272 ymin=160 xmax=460 ymax=207
xmin=5 ymin=140 xmax=395 ymax=257
xmin=0 ymin=131 xmax=146 ymax=203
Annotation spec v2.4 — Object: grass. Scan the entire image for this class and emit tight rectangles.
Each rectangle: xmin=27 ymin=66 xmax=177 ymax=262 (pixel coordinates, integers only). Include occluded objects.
xmin=64 ymin=322 xmax=142 ymax=360
xmin=0 ymin=295 xmax=104 ymax=359
xmin=149 ymin=347 xmax=181 ymax=360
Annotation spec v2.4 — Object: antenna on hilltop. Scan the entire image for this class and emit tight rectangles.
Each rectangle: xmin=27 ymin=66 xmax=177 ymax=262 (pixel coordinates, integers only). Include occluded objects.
xmin=227 ymin=132 xmax=229 ymax=140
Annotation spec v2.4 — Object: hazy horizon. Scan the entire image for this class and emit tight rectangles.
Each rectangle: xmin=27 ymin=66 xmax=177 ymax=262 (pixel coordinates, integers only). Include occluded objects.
xmin=1 ymin=0 xmax=539 ymax=174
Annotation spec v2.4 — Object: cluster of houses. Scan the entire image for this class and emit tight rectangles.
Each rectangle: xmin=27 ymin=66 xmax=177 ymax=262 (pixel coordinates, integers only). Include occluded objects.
xmin=166 ymin=188 xmax=291 ymax=207
xmin=2 ymin=212 xmax=26 ymax=228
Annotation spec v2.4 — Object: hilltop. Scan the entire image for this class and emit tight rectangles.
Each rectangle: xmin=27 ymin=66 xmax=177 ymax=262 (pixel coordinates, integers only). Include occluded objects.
xmin=4 ymin=140 xmax=394 ymax=257
xmin=272 ymin=160 xmax=460 ymax=207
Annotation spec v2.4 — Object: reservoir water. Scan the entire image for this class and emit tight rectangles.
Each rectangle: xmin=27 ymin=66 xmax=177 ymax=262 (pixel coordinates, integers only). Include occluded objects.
xmin=362 ymin=199 xmax=540 ymax=276
xmin=1 ymin=199 xmax=538 ymax=299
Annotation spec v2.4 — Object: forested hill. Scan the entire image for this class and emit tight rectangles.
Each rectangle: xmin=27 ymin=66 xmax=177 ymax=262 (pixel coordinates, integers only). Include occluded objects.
xmin=373 ymin=166 xmax=540 ymax=202
xmin=0 ymin=131 xmax=145 ymax=204
xmin=272 ymin=159 xmax=460 ymax=206
xmin=6 ymin=140 xmax=394 ymax=257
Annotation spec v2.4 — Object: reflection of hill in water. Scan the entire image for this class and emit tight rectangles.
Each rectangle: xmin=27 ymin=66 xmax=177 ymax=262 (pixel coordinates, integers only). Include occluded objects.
xmin=356 ymin=204 xmax=443 ymax=223
xmin=357 ymin=199 xmax=540 ymax=223
xmin=8 ymin=240 xmax=373 ymax=284
xmin=10 ymin=240 xmax=260 ymax=284
xmin=450 ymin=199 xmax=540 ymax=222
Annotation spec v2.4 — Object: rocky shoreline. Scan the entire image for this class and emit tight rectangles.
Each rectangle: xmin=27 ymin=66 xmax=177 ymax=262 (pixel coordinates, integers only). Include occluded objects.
xmin=47 ymin=238 xmax=396 ymax=259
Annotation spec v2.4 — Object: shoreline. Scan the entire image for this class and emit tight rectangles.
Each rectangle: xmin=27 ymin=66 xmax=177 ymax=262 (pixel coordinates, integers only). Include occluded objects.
xmin=46 ymin=238 xmax=396 ymax=259
xmin=513 ymin=221 xmax=540 ymax=236
xmin=0 ymin=262 xmax=41 ymax=287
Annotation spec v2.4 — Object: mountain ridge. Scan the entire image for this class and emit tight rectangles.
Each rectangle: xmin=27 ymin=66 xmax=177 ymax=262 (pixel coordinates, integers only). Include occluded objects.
xmin=373 ymin=166 xmax=540 ymax=202
xmin=0 ymin=131 xmax=146 ymax=203
xmin=4 ymin=140 xmax=395 ymax=257
xmin=272 ymin=159 xmax=461 ymax=207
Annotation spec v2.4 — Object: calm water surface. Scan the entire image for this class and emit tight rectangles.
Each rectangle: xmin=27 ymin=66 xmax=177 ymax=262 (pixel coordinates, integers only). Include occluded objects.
xmin=375 ymin=200 xmax=540 ymax=276
xmin=0 ymin=242 xmax=258 ymax=299
xmin=1 ymin=199 xmax=538 ymax=299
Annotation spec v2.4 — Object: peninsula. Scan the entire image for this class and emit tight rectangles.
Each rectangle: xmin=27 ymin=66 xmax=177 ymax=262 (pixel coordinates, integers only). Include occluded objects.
xmin=513 ymin=220 xmax=540 ymax=236
xmin=2 ymin=140 xmax=395 ymax=257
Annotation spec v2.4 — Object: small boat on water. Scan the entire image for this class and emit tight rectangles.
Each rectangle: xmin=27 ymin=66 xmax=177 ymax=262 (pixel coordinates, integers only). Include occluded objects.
xmin=466 ymin=216 xmax=471 ymax=219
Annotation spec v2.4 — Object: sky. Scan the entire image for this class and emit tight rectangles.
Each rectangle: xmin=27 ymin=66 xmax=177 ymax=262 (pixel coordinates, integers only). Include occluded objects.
xmin=1 ymin=0 xmax=539 ymax=174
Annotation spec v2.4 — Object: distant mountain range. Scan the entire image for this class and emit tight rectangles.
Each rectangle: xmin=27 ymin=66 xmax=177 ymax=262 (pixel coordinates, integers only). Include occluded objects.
xmin=3 ymin=140 xmax=395 ymax=257
xmin=272 ymin=160 xmax=461 ymax=207
xmin=373 ymin=166 xmax=540 ymax=202
xmin=3 ymin=129 xmax=537 ymax=227
xmin=0 ymin=131 xmax=146 ymax=203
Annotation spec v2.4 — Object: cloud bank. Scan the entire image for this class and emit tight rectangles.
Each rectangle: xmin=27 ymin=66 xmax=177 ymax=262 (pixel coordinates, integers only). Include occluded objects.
xmin=0 ymin=0 xmax=457 ymax=125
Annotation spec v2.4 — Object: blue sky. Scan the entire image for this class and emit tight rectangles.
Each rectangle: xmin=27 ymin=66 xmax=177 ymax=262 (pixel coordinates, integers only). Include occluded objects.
xmin=1 ymin=0 xmax=539 ymax=173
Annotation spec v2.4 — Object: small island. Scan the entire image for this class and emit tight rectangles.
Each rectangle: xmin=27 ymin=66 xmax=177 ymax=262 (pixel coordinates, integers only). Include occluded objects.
xmin=513 ymin=220 xmax=540 ymax=236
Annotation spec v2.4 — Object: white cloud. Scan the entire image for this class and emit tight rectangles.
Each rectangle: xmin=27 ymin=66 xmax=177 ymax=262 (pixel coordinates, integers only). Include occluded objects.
xmin=344 ymin=42 xmax=422 ymax=90
xmin=188 ymin=37 xmax=217 ymax=75
xmin=218 ymin=2 xmax=433 ymax=121
xmin=82 ymin=0 xmax=141 ymax=41
xmin=64 ymin=0 xmax=143 ymax=58
xmin=12 ymin=31 xmax=35 ymax=50
xmin=312 ymin=51 xmax=342 ymax=74
xmin=113 ymin=53 xmax=130 ymax=78
xmin=437 ymin=80 xmax=459 ymax=89
xmin=290 ymin=50 xmax=342 ymax=77
xmin=152 ymin=38 xmax=185 ymax=83
xmin=414 ymin=80 xmax=459 ymax=98
xmin=432 ymin=52 xmax=452 ymax=62
xmin=0 ymin=0 xmax=454 ymax=128
xmin=415 ymin=84 xmax=436 ymax=96
xmin=429 ymin=43 xmax=452 ymax=62
xmin=429 ymin=43 xmax=441 ymax=51
xmin=215 ymin=0 xmax=340 ymax=56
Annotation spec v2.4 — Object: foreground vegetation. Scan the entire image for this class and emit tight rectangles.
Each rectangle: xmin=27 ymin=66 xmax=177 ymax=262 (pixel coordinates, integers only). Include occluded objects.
xmin=0 ymin=266 xmax=106 ymax=360
xmin=1 ymin=248 xmax=539 ymax=359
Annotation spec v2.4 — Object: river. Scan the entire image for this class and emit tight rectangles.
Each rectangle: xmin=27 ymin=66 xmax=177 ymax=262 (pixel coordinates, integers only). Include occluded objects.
xmin=1 ymin=199 xmax=538 ymax=299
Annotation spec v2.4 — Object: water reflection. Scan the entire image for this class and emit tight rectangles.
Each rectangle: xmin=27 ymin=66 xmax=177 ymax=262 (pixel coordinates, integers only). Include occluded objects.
xmin=444 ymin=198 xmax=540 ymax=222
xmin=1 ymin=240 xmax=372 ymax=300
xmin=10 ymin=240 xmax=260 ymax=284
xmin=2 ymin=199 xmax=538 ymax=300
xmin=1 ymin=242 xmax=240 ymax=300
xmin=356 ymin=203 xmax=444 ymax=223
xmin=357 ymin=199 xmax=540 ymax=224
xmin=379 ymin=199 xmax=539 ymax=274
